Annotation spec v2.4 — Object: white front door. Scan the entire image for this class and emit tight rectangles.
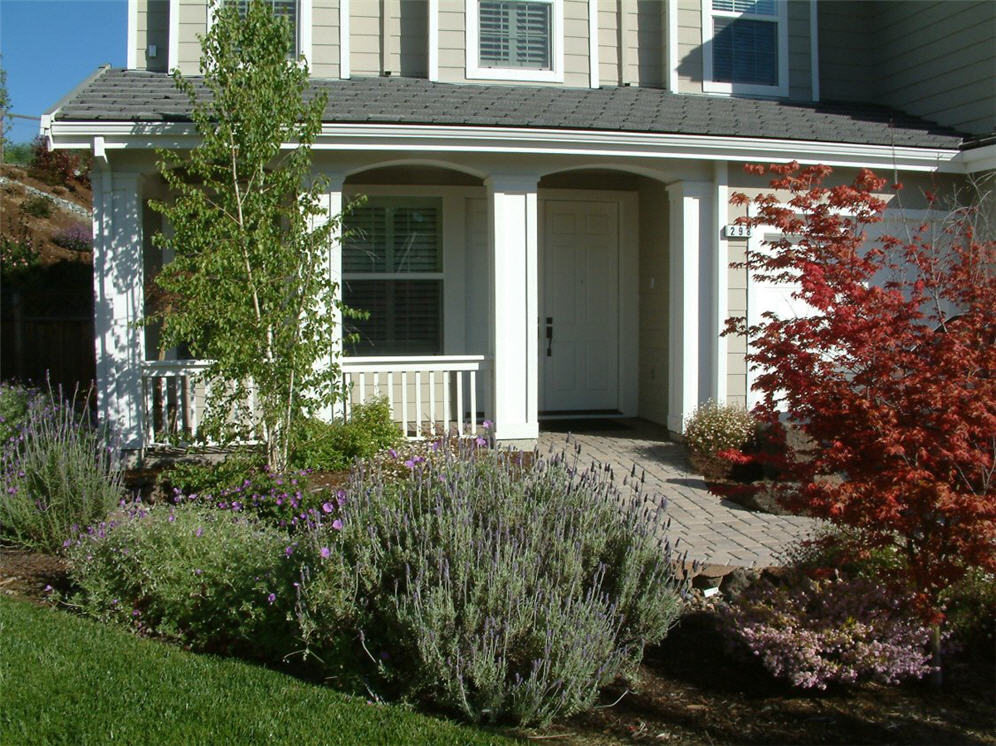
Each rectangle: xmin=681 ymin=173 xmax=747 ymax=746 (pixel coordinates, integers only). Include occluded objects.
xmin=540 ymin=199 xmax=620 ymax=413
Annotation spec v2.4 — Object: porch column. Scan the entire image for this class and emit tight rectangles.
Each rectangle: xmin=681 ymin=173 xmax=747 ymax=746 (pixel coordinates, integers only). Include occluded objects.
xmin=92 ymin=167 xmax=145 ymax=450
xmin=486 ymin=174 xmax=540 ymax=444
xmin=666 ymin=180 xmax=713 ymax=434
xmin=312 ymin=171 xmax=346 ymax=421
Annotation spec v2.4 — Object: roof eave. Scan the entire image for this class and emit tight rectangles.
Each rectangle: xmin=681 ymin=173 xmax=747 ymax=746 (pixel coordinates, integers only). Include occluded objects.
xmin=46 ymin=119 xmax=965 ymax=174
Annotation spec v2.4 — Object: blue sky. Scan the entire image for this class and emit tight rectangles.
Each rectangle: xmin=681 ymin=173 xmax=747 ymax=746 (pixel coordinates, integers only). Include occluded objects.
xmin=1 ymin=0 xmax=126 ymax=143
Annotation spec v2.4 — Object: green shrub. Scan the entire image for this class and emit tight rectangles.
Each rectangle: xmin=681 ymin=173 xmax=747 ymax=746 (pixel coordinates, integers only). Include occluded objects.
xmin=0 ymin=386 xmax=122 ymax=552
xmin=300 ymin=439 xmax=685 ymax=727
xmin=683 ymin=400 xmax=757 ymax=479
xmin=159 ymin=452 xmax=265 ymax=496
xmin=0 ymin=381 xmax=38 ymax=448
xmin=290 ymin=398 xmax=403 ymax=471
xmin=21 ymin=194 xmax=53 ymax=218
xmin=67 ymin=503 xmax=303 ymax=660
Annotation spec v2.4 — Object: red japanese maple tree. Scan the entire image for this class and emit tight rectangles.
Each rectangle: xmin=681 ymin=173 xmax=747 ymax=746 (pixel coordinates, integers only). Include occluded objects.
xmin=727 ymin=163 xmax=995 ymax=624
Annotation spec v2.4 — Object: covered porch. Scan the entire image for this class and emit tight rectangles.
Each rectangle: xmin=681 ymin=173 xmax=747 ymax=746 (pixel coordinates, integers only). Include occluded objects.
xmin=93 ymin=154 xmax=736 ymax=456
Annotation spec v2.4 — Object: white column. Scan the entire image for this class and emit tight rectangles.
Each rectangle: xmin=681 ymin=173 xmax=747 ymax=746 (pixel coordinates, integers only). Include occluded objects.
xmin=486 ymin=174 xmax=539 ymax=444
xmin=92 ymin=168 xmax=145 ymax=450
xmin=666 ymin=180 xmax=713 ymax=434
xmin=312 ymin=171 xmax=346 ymax=421
xmin=712 ymin=161 xmax=729 ymax=404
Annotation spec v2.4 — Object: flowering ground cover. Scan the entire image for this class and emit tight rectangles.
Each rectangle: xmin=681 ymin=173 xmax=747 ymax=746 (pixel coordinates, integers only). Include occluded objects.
xmin=0 ymin=595 xmax=515 ymax=745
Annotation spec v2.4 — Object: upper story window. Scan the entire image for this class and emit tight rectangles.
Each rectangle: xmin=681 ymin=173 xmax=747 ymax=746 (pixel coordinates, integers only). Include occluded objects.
xmin=220 ymin=0 xmax=300 ymax=58
xmin=702 ymin=0 xmax=788 ymax=97
xmin=466 ymin=0 xmax=564 ymax=83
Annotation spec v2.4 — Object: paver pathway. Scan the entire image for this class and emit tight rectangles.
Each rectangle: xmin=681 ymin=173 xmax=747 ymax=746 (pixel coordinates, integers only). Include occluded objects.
xmin=537 ymin=420 xmax=820 ymax=568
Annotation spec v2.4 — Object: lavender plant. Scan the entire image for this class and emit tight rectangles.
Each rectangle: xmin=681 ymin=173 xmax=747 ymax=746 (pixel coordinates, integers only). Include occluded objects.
xmin=0 ymin=385 xmax=122 ymax=552
xmin=299 ymin=438 xmax=686 ymax=727
xmin=0 ymin=382 xmax=38 ymax=449
xmin=67 ymin=502 xmax=306 ymax=660
xmin=722 ymin=574 xmax=935 ymax=690
xmin=52 ymin=222 xmax=93 ymax=252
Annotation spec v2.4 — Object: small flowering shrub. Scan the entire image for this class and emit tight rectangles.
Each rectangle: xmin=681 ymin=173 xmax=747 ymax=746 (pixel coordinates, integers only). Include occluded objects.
xmin=683 ymin=400 xmax=757 ymax=479
xmin=159 ymin=453 xmax=265 ymax=497
xmin=0 ymin=385 xmax=122 ymax=552
xmin=300 ymin=438 xmax=685 ymax=727
xmin=67 ymin=502 xmax=306 ymax=660
xmin=0 ymin=382 xmax=38 ymax=449
xmin=722 ymin=574 xmax=934 ymax=690
xmin=52 ymin=222 xmax=93 ymax=252
xmin=289 ymin=398 xmax=403 ymax=471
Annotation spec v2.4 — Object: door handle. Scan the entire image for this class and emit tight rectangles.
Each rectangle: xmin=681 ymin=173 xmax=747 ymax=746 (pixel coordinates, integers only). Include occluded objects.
xmin=545 ymin=317 xmax=553 ymax=357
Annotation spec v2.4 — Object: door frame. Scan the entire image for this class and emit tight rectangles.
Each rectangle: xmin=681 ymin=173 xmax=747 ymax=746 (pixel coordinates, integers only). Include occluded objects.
xmin=538 ymin=188 xmax=639 ymax=417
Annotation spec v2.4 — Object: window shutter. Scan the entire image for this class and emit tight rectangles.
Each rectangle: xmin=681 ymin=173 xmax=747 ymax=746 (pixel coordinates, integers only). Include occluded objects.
xmin=479 ymin=1 xmax=551 ymax=70
xmin=343 ymin=206 xmax=389 ymax=273
xmin=345 ymin=280 xmax=442 ymax=355
xmin=712 ymin=0 xmax=776 ymax=15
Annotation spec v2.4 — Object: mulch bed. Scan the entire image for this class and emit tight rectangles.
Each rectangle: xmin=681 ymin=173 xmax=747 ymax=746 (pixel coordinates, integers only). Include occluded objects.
xmin=3 ymin=546 xmax=993 ymax=745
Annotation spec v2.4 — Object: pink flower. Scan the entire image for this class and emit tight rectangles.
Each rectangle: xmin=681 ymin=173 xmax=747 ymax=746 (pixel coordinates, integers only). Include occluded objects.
xmin=332 ymin=519 xmax=343 ymax=531
xmin=320 ymin=547 xmax=331 ymax=558
xmin=322 ymin=501 xmax=334 ymax=513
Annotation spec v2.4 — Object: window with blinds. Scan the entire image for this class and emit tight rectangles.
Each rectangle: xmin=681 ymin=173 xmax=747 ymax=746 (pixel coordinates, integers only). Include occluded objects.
xmin=478 ymin=1 xmax=552 ymax=70
xmin=342 ymin=199 xmax=443 ymax=356
xmin=707 ymin=0 xmax=782 ymax=91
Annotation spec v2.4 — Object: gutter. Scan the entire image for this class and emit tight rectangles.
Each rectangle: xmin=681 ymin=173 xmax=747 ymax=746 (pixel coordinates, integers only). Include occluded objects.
xmin=45 ymin=120 xmax=964 ymax=174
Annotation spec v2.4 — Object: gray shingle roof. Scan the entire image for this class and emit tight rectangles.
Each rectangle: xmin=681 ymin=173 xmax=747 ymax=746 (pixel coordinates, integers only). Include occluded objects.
xmin=53 ymin=67 xmax=966 ymax=149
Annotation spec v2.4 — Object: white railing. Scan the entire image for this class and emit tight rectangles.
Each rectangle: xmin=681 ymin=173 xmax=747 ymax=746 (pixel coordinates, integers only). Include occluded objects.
xmin=140 ymin=360 xmax=260 ymax=448
xmin=342 ymin=355 xmax=490 ymax=440
xmin=141 ymin=355 xmax=492 ymax=448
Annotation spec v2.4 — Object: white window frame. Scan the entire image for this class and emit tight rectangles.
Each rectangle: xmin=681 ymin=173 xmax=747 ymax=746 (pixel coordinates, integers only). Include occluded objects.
xmin=342 ymin=197 xmax=446 ymax=357
xmin=465 ymin=0 xmax=564 ymax=83
xmin=701 ymin=0 xmax=789 ymax=97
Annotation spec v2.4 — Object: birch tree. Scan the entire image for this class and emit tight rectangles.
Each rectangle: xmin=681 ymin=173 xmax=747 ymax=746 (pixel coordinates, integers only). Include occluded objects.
xmin=149 ymin=0 xmax=342 ymax=469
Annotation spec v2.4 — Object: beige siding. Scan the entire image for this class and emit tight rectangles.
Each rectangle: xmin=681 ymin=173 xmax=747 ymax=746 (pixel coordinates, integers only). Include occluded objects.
xmin=350 ymin=1 xmax=382 ymax=76
xmin=599 ymin=2 xmax=620 ymax=84
xmin=675 ymin=0 xmax=703 ymax=93
xmin=136 ymin=0 xmax=170 ymax=72
xmin=563 ymin=0 xmax=592 ymax=87
xmin=637 ymin=178 xmax=669 ymax=425
xmin=871 ymin=0 xmax=996 ymax=136
xmin=178 ymin=0 xmax=207 ymax=74
xmin=786 ymin=0 xmax=811 ymax=100
xmin=725 ymin=218 xmax=748 ymax=406
xmin=635 ymin=0 xmax=665 ymax=87
xmin=437 ymin=2 xmax=466 ymax=80
xmin=311 ymin=0 xmax=341 ymax=78
xmin=817 ymin=0 xmax=875 ymax=102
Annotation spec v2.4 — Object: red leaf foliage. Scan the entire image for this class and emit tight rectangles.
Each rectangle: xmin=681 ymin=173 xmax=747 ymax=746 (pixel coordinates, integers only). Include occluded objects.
xmin=727 ymin=163 xmax=996 ymax=620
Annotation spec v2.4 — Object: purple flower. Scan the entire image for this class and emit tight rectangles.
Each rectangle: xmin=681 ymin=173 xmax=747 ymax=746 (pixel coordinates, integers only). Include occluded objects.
xmin=43 ymin=584 xmax=53 ymax=593
xmin=475 ymin=436 xmax=487 ymax=447
xmin=267 ymin=593 xmax=276 ymax=604
xmin=322 ymin=501 xmax=334 ymax=513
xmin=483 ymin=419 xmax=494 ymax=430
xmin=388 ymin=448 xmax=398 ymax=459
xmin=320 ymin=546 xmax=331 ymax=558
xmin=195 ymin=527 xmax=203 ymax=538
xmin=332 ymin=519 xmax=343 ymax=531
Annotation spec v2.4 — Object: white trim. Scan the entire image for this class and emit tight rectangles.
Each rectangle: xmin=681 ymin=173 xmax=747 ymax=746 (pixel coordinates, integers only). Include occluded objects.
xmin=587 ymin=0 xmax=599 ymax=88
xmin=959 ymin=142 xmax=996 ymax=173
xmin=809 ymin=0 xmax=819 ymax=102
xmin=666 ymin=0 xmax=678 ymax=91
xmin=168 ymin=0 xmax=180 ymax=72
xmin=701 ymin=0 xmax=789 ymax=98
xmin=340 ymin=0 xmax=351 ymax=78
xmin=45 ymin=121 xmax=965 ymax=173
xmin=712 ymin=161 xmax=728 ymax=404
xmin=428 ymin=0 xmax=439 ymax=81
xmin=299 ymin=0 xmax=313 ymax=66
xmin=465 ymin=0 xmax=565 ymax=83
xmin=127 ymin=0 xmax=138 ymax=69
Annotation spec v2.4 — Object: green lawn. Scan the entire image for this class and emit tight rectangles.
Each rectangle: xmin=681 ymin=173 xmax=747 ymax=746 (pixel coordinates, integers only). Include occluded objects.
xmin=0 ymin=597 xmax=516 ymax=745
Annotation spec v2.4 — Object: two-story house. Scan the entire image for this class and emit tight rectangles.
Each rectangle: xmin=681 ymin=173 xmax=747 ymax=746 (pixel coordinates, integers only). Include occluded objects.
xmin=41 ymin=0 xmax=995 ymax=455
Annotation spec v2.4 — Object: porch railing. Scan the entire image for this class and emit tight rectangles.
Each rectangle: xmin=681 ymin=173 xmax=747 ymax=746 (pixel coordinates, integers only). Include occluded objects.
xmin=341 ymin=355 xmax=490 ymax=440
xmin=141 ymin=359 xmax=261 ymax=448
xmin=140 ymin=355 xmax=491 ymax=448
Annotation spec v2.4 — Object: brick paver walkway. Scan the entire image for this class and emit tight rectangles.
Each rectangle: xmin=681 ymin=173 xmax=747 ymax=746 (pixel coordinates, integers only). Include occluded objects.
xmin=538 ymin=420 xmax=820 ymax=568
